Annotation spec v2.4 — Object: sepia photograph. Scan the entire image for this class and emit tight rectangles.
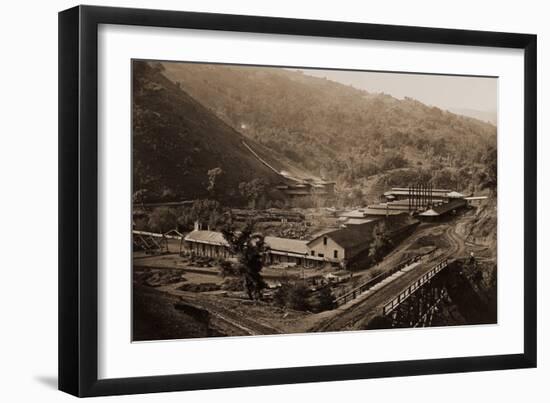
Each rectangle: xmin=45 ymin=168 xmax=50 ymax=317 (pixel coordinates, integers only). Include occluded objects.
xmin=131 ymin=60 xmax=498 ymax=341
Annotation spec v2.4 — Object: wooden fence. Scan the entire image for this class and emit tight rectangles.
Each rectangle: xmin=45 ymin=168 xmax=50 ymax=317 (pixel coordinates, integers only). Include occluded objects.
xmin=334 ymin=255 xmax=424 ymax=306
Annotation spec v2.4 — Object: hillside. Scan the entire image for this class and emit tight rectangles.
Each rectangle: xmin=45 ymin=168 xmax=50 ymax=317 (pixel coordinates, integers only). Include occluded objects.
xmin=132 ymin=61 xmax=286 ymax=204
xmin=161 ymin=63 xmax=497 ymax=187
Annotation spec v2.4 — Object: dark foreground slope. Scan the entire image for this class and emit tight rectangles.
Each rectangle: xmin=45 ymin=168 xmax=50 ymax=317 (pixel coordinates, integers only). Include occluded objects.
xmin=133 ymin=61 xmax=284 ymax=204
xmin=133 ymin=285 xmax=225 ymax=340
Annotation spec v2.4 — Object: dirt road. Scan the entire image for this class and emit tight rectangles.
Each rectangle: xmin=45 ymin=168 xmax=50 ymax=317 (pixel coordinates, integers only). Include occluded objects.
xmin=158 ymin=284 xmax=285 ymax=336
xmin=137 ymin=214 xmax=481 ymax=337
xmin=307 ymin=216 xmax=470 ymax=332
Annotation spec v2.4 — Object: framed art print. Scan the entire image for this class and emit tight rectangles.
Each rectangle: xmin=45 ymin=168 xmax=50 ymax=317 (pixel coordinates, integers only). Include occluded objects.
xmin=58 ymin=5 xmax=537 ymax=397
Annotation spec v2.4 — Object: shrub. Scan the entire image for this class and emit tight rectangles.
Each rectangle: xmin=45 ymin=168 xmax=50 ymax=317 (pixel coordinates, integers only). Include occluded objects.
xmin=273 ymin=282 xmax=311 ymax=311
xmin=314 ymin=286 xmax=336 ymax=312
xmin=177 ymin=283 xmax=220 ymax=292
xmin=147 ymin=207 xmax=177 ymax=233
xmin=219 ymin=260 xmax=237 ymax=277
xmin=220 ymin=277 xmax=243 ymax=291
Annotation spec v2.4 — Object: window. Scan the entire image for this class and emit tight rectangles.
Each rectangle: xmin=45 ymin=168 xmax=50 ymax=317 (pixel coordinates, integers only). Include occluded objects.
xmin=334 ymin=250 xmax=338 ymax=259
xmin=311 ymin=250 xmax=315 ymax=256
xmin=323 ymin=237 xmax=328 ymax=245
xmin=318 ymin=253 xmax=324 ymax=258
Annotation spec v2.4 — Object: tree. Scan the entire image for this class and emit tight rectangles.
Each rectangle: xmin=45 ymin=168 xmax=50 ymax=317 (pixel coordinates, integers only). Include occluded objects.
xmin=238 ymin=179 xmax=267 ymax=208
xmin=219 ymin=260 xmax=237 ymax=278
xmin=206 ymin=167 xmax=223 ymax=195
xmin=349 ymin=188 xmax=365 ymax=207
xmin=221 ymin=222 xmax=267 ymax=300
xmin=132 ymin=188 xmax=148 ymax=206
xmin=316 ymin=286 xmax=336 ymax=311
xmin=273 ymin=281 xmax=311 ymax=311
xmin=191 ymin=199 xmax=221 ymax=222
xmin=177 ymin=199 xmax=228 ymax=231
xmin=148 ymin=207 xmax=177 ymax=233
xmin=479 ymin=145 xmax=497 ymax=193
xmin=368 ymin=222 xmax=391 ymax=263
xmin=380 ymin=154 xmax=409 ymax=171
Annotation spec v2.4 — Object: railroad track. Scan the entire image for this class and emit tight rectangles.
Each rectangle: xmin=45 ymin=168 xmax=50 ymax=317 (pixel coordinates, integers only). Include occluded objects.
xmin=309 ymin=219 xmax=469 ymax=332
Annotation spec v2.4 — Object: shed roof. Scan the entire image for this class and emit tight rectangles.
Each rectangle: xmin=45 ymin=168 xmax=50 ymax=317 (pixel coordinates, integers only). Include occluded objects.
xmin=342 ymin=218 xmax=379 ymax=225
xmin=464 ymin=196 xmax=488 ymax=201
xmin=446 ymin=191 xmax=465 ymax=198
xmin=391 ymin=187 xmax=451 ymax=192
xmin=419 ymin=199 xmax=466 ymax=216
xmin=264 ymin=236 xmax=309 ymax=255
xmin=367 ymin=203 xmax=411 ymax=211
xmin=339 ymin=207 xmax=405 ymax=218
xmin=384 ymin=188 xmax=453 ymax=197
xmin=361 ymin=207 xmax=407 ymax=216
xmin=339 ymin=209 xmax=369 ymax=218
xmin=373 ymin=199 xmax=444 ymax=207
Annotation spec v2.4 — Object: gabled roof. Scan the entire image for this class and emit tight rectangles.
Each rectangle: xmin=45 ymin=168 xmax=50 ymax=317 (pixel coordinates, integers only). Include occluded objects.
xmin=310 ymin=214 xmax=419 ymax=257
xmin=184 ymin=230 xmax=228 ymax=246
xmin=418 ymin=209 xmax=439 ymax=217
xmin=320 ymin=224 xmax=378 ymax=252
xmin=185 ymin=231 xmax=311 ymax=256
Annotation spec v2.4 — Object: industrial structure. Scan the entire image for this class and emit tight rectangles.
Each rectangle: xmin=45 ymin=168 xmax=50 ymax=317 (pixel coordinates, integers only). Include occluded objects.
xmin=382 ymin=186 xmax=465 ymax=203
xmin=336 ymin=185 xmax=470 ymax=223
xmin=275 ymin=179 xmax=335 ymax=200
xmin=243 ymin=140 xmax=335 ymax=201
xmin=342 ymin=184 xmax=473 ymax=220
xmin=183 ymin=213 xmax=418 ymax=269
xmin=135 ymin=184 xmax=486 ymax=269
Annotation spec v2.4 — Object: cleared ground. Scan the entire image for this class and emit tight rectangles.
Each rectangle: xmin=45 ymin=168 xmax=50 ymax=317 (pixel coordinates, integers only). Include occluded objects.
xmin=133 ymin=209 xmax=494 ymax=339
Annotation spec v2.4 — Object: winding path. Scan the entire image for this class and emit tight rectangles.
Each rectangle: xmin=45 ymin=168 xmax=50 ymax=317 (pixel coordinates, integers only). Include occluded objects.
xmin=159 ymin=285 xmax=283 ymax=336
xmin=308 ymin=218 xmax=469 ymax=332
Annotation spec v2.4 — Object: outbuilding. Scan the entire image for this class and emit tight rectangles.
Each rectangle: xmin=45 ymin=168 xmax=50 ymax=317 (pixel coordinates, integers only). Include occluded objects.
xmin=418 ymin=198 xmax=467 ymax=220
xmin=184 ymin=230 xmax=231 ymax=258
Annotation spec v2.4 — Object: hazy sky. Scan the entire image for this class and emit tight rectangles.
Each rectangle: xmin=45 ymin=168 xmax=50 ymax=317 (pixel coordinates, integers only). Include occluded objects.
xmin=296 ymin=68 xmax=497 ymax=115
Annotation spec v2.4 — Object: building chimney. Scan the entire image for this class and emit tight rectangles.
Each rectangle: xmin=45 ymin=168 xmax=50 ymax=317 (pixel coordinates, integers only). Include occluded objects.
xmin=194 ymin=220 xmax=201 ymax=231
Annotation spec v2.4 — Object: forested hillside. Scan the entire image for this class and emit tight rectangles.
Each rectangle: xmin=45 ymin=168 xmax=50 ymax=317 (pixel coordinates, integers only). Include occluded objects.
xmin=162 ymin=63 xmax=497 ymax=188
xmin=133 ymin=61 xmax=285 ymax=204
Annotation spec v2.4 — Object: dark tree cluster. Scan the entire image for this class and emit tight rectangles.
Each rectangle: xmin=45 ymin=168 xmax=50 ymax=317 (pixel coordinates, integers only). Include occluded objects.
xmin=221 ymin=222 xmax=267 ymax=300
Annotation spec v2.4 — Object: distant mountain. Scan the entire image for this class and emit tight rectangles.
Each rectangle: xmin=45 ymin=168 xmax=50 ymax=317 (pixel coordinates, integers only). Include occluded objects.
xmin=132 ymin=61 xmax=285 ymax=204
xmin=161 ymin=63 xmax=497 ymax=187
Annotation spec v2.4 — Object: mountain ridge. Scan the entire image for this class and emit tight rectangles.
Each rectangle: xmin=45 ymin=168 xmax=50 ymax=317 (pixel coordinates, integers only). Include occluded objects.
xmin=161 ymin=62 xmax=496 ymax=186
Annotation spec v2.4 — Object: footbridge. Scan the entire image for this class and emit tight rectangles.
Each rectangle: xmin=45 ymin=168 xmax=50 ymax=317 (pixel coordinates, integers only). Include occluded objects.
xmin=382 ymin=259 xmax=448 ymax=316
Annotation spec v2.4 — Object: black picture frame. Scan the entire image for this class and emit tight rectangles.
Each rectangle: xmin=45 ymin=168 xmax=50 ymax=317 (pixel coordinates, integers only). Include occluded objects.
xmin=59 ymin=5 xmax=537 ymax=397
